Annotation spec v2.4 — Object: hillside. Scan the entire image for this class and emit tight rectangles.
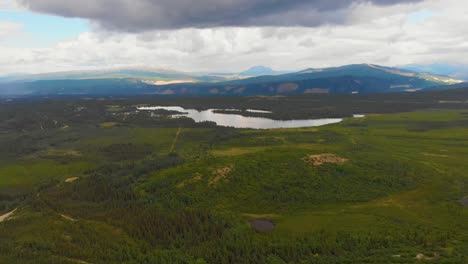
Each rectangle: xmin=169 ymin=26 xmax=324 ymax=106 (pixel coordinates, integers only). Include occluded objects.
xmin=0 ymin=79 xmax=156 ymax=96
xmin=0 ymin=67 xmax=228 ymax=84
xmin=403 ymin=63 xmax=468 ymax=80
xmin=0 ymin=64 xmax=464 ymax=96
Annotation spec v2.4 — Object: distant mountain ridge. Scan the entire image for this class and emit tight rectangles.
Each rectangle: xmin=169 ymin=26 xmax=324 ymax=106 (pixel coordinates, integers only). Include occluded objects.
xmin=0 ymin=65 xmax=289 ymax=83
xmin=239 ymin=66 xmax=290 ymax=76
xmin=402 ymin=63 xmax=468 ymax=80
xmin=0 ymin=64 xmax=464 ymax=96
xmin=0 ymin=67 xmax=225 ymax=84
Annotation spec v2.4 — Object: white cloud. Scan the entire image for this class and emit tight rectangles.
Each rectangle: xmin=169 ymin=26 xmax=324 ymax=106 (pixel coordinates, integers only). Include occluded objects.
xmin=1 ymin=0 xmax=468 ymax=74
xmin=0 ymin=0 xmax=24 ymax=11
xmin=0 ymin=21 xmax=23 ymax=39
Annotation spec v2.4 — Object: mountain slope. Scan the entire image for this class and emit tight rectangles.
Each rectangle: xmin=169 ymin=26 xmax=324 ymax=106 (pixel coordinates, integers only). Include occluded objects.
xmin=402 ymin=63 xmax=468 ymax=80
xmin=0 ymin=79 xmax=156 ymax=96
xmin=239 ymin=66 xmax=290 ymax=76
xmin=145 ymin=64 xmax=464 ymax=96
xmin=227 ymin=64 xmax=461 ymax=85
xmin=0 ymin=64 xmax=463 ymax=96
xmin=0 ymin=67 xmax=227 ymax=84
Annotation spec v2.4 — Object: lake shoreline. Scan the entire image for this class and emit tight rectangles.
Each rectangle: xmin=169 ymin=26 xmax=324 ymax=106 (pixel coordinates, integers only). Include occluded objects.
xmin=138 ymin=106 xmax=348 ymax=129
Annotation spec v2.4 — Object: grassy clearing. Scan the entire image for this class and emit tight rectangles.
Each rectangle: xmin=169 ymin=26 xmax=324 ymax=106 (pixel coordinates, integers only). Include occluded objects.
xmin=0 ymin=160 xmax=92 ymax=195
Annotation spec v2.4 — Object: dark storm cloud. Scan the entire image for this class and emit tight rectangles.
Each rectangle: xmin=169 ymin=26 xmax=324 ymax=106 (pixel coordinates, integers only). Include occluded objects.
xmin=18 ymin=0 xmax=422 ymax=31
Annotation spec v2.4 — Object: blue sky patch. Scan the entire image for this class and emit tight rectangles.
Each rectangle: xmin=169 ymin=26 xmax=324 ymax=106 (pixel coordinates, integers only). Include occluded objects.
xmin=407 ymin=9 xmax=434 ymax=24
xmin=0 ymin=10 xmax=88 ymax=47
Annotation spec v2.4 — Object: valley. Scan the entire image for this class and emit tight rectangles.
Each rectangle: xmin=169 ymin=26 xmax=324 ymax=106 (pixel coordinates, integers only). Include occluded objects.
xmin=0 ymin=90 xmax=467 ymax=263
xmin=3 ymin=1 xmax=468 ymax=263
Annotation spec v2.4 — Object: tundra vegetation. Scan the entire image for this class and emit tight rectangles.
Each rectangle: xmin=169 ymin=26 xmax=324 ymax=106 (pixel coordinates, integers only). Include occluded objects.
xmin=0 ymin=89 xmax=467 ymax=263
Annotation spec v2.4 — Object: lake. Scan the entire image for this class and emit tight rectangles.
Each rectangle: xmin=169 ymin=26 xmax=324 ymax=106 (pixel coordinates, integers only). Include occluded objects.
xmin=138 ymin=106 xmax=346 ymax=129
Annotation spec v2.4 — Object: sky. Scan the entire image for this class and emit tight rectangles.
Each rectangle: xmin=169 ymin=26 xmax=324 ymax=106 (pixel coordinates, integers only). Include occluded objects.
xmin=0 ymin=0 xmax=467 ymax=74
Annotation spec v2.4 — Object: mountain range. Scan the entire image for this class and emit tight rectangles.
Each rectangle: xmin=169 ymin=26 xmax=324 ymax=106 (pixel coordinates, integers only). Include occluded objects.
xmin=402 ymin=63 xmax=468 ymax=80
xmin=0 ymin=64 xmax=465 ymax=96
xmin=0 ymin=66 xmax=286 ymax=84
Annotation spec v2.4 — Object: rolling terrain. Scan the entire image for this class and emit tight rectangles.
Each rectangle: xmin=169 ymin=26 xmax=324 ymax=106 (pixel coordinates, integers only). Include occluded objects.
xmin=0 ymin=89 xmax=467 ymax=263
xmin=0 ymin=64 xmax=463 ymax=96
xmin=4 ymin=0 xmax=468 ymax=263
xmin=0 ymin=67 xmax=226 ymax=84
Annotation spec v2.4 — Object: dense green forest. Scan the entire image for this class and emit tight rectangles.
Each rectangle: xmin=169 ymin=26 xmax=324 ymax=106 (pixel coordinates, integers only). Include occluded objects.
xmin=0 ymin=90 xmax=467 ymax=263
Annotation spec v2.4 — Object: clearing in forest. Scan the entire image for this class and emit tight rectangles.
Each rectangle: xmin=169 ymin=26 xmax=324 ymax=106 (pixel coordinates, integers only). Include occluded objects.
xmin=59 ymin=213 xmax=77 ymax=222
xmin=303 ymin=153 xmax=348 ymax=166
xmin=209 ymin=166 xmax=234 ymax=186
xmin=65 ymin=177 xmax=80 ymax=183
xmin=0 ymin=208 xmax=17 ymax=223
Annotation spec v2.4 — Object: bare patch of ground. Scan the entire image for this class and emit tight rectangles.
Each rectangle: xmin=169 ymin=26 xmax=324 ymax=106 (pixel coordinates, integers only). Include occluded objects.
xmin=60 ymin=213 xmax=77 ymax=222
xmin=209 ymin=165 xmax=234 ymax=186
xmin=177 ymin=173 xmax=203 ymax=188
xmin=303 ymin=153 xmax=348 ymax=166
xmin=249 ymin=219 xmax=275 ymax=233
xmin=0 ymin=208 xmax=17 ymax=222
xmin=65 ymin=177 xmax=80 ymax=183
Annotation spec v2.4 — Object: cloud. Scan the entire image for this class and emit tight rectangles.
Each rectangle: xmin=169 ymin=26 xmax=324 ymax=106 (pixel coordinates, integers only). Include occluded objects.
xmin=0 ymin=22 xmax=23 ymax=40
xmin=0 ymin=0 xmax=24 ymax=11
xmin=17 ymin=0 xmax=421 ymax=31
xmin=1 ymin=0 xmax=468 ymax=75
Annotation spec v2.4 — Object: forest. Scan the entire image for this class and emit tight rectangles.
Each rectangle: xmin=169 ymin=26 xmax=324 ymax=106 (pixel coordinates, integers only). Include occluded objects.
xmin=0 ymin=89 xmax=467 ymax=263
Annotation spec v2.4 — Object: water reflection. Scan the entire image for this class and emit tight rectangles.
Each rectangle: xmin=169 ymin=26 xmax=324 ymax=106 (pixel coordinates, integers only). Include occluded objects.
xmin=138 ymin=106 xmax=344 ymax=129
